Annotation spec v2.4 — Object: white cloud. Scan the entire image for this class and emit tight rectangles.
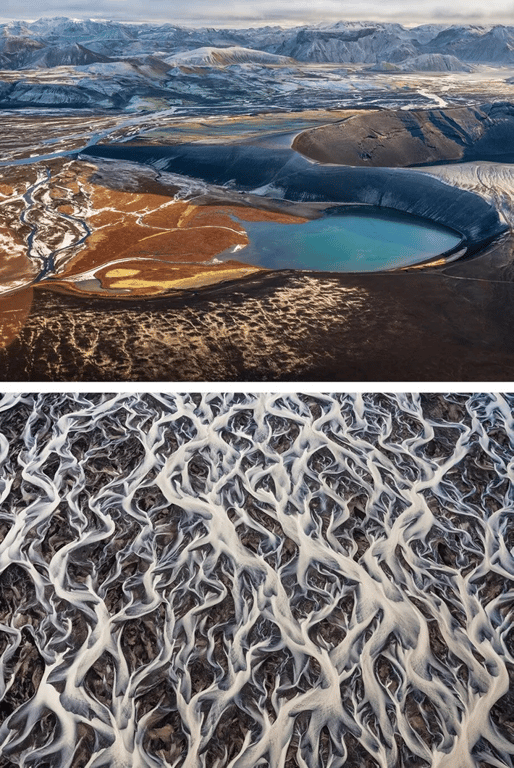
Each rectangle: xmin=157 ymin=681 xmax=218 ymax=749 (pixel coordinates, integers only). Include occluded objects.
xmin=0 ymin=0 xmax=512 ymax=26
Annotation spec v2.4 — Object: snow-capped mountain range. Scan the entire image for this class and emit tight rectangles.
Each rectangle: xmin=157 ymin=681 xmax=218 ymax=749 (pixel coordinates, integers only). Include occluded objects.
xmin=2 ymin=17 xmax=514 ymax=68
xmin=1 ymin=18 xmax=513 ymax=112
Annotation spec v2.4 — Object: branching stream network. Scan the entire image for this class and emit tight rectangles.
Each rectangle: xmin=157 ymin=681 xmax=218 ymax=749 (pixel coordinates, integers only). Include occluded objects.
xmin=0 ymin=392 xmax=513 ymax=768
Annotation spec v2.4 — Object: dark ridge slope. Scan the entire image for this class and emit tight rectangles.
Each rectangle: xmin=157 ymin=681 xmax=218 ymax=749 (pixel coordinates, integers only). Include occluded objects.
xmin=292 ymin=103 xmax=514 ymax=167
xmin=83 ymin=141 xmax=505 ymax=249
xmin=23 ymin=43 xmax=112 ymax=69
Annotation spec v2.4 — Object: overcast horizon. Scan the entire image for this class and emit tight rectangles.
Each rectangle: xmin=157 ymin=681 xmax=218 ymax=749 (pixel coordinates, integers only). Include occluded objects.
xmin=0 ymin=0 xmax=512 ymax=28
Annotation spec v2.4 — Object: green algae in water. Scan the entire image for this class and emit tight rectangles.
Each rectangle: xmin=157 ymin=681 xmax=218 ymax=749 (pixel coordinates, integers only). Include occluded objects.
xmin=225 ymin=209 xmax=462 ymax=272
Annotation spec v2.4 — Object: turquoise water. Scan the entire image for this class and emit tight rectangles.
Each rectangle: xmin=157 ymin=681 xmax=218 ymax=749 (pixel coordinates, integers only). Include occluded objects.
xmin=225 ymin=209 xmax=462 ymax=272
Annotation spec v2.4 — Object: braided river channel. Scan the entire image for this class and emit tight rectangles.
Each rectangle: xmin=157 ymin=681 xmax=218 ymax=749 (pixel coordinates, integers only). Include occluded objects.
xmin=0 ymin=392 xmax=513 ymax=768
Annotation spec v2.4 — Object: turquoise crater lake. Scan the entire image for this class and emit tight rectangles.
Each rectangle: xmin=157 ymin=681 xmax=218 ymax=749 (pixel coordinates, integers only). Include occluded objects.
xmin=223 ymin=208 xmax=463 ymax=272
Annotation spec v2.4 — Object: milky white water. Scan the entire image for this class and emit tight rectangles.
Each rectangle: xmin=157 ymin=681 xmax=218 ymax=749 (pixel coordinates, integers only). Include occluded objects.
xmin=0 ymin=392 xmax=513 ymax=768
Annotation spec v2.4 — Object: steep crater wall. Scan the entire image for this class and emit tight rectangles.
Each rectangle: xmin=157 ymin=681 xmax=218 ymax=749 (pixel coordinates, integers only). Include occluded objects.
xmin=83 ymin=142 xmax=507 ymax=252
xmin=292 ymin=103 xmax=514 ymax=167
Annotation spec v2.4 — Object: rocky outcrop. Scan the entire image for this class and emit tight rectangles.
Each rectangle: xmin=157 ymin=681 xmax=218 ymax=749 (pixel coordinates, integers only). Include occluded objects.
xmin=401 ymin=53 xmax=474 ymax=71
xmin=274 ymin=24 xmax=420 ymax=63
xmin=292 ymin=103 xmax=514 ymax=167
xmin=0 ymin=82 xmax=116 ymax=107
xmin=0 ymin=35 xmax=45 ymax=69
xmin=425 ymin=25 xmax=514 ymax=65
xmin=22 ymin=43 xmax=112 ymax=69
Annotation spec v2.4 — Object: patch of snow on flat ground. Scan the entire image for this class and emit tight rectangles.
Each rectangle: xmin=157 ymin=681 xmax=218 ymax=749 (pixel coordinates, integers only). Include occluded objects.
xmin=415 ymin=161 xmax=514 ymax=226
xmin=416 ymin=89 xmax=447 ymax=107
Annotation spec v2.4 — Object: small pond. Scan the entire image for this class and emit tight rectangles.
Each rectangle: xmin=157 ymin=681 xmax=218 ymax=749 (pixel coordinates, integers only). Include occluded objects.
xmin=222 ymin=208 xmax=463 ymax=272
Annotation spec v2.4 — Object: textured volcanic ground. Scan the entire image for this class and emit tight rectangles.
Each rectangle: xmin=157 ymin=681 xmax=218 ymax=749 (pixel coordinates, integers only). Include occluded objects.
xmin=2 ymin=247 xmax=514 ymax=382
xmin=0 ymin=392 xmax=513 ymax=768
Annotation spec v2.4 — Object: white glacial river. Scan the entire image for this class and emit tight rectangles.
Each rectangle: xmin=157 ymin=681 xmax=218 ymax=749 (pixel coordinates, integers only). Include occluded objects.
xmin=0 ymin=392 xmax=513 ymax=768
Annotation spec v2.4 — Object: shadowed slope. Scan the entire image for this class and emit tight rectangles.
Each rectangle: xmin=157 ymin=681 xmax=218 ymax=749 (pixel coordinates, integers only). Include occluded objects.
xmin=292 ymin=103 xmax=514 ymax=167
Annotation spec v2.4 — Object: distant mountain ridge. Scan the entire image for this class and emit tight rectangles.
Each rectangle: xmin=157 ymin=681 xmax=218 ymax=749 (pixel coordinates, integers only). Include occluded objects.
xmin=165 ymin=46 xmax=292 ymax=67
xmin=371 ymin=54 xmax=475 ymax=73
xmin=0 ymin=17 xmax=512 ymax=113
xmin=2 ymin=17 xmax=514 ymax=69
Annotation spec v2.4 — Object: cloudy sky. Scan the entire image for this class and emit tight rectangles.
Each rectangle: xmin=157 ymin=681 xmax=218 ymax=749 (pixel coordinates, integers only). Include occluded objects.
xmin=0 ymin=0 xmax=512 ymax=26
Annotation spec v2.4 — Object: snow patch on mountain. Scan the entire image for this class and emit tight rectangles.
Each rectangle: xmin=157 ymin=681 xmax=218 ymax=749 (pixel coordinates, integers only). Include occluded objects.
xmin=165 ymin=46 xmax=293 ymax=67
xmin=372 ymin=54 xmax=474 ymax=72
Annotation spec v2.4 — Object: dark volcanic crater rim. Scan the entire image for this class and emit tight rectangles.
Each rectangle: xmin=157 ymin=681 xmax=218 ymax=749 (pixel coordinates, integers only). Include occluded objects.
xmin=291 ymin=102 xmax=514 ymax=169
xmin=83 ymin=135 xmax=507 ymax=261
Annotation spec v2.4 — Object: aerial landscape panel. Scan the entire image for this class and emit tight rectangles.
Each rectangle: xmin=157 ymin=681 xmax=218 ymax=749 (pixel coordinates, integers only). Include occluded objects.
xmin=4 ymin=6 xmax=514 ymax=768
xmin=3 ymin=13 xmax=514 ymax=378
xmin=1 ymin=391 xmax=514 ymax=768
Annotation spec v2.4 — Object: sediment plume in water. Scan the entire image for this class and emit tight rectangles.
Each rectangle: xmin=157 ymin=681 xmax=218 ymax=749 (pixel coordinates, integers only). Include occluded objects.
xmin=0 ymin=392 xmax=513 ymax=768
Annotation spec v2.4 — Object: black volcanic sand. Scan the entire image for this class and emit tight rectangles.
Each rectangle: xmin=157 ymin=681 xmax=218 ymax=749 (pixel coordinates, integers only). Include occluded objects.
xmin=2 ymin=233 xmax=514 ymax=381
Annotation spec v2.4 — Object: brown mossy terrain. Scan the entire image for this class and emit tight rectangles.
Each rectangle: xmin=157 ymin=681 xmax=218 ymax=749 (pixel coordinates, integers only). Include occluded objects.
xmin=61 ymin=216 xmax=248 ymax=271
xmin=66 ymin=198 xmax=309 ymax=297
xmin=0 ymin=156 xmax=311 ymax=309
xmin=58 ymin=260 xmax=262 ymax=297
xmin=0 ymin=224 xmax=37 ymax=290
xmin=0 ymin=168 xmax=37 ymax=256
xmin=53 ymin=187 xmax=310 ymax=298
xmin=0 ymin=145 xmax=324 ymax=349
